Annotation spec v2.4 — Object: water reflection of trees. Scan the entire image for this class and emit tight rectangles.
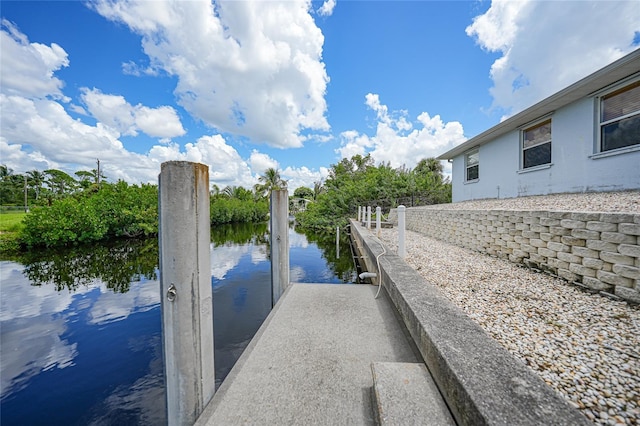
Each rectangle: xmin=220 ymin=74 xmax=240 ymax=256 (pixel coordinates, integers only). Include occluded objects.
xmin=212 ymin=222 xmax=358 ymax=282
xmin=296 ymin=225 xmax=357 ymax=283
xmin=211 ymin=222 xmax=269 ymax=247
xmin=17 ymin=238 xmax=159 ymax=293
xmin=12 ymin=221 xmax=357 ymax=293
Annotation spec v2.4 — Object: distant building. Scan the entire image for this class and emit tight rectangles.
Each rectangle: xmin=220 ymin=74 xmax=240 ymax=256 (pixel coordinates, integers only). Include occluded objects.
xmin=438 ymin=49 xmax=640 ymax=202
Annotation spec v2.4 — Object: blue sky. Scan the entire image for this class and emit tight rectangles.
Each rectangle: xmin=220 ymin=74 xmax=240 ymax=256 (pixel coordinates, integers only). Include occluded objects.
xmin=1 ymin=1 xmax=639 ymax=192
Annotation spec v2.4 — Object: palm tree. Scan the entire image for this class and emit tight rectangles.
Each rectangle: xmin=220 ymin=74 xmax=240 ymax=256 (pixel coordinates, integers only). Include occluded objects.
xmin=414 ymin=158 xmax=444 ymax=176
xmin=255 ymin=168 xmax=287 ymax=197
xmin=221 ymin=186 xmax=236 ymax=198
xmin=313 ymin=181 xmax=325 ymax=200
xmin=0 ymin=165 xmax=13 ymax=179
xmin=26 ymin=169 xmax=46 ymax=200
xmin=0 ymin=165 xmax=17 ymax=205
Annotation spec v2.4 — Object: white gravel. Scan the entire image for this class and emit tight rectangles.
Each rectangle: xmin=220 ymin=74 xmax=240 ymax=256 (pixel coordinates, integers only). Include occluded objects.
xmin=411 ymin=190 xmax=640 ymax=213
xmin=376 ymin=191 xmax=640 ymax=425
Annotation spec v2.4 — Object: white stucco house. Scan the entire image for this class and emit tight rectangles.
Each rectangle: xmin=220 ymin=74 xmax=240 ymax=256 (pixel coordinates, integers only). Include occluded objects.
xmin=438 ymin=49 xmax=640 ymax=202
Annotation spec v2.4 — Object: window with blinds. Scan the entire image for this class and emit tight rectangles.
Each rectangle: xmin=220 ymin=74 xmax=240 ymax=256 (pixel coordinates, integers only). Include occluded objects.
xmin=522 ymin=119 xmax=552 ymax=169
xmin=599 ymin=80 xmax=640 ymax=152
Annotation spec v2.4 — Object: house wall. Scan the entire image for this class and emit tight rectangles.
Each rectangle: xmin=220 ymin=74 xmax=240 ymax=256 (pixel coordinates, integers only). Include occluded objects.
xmin=387 ymin=206 xmax=640 ymax=303
xmin=452 ymin=98 xmax=640 ymax=202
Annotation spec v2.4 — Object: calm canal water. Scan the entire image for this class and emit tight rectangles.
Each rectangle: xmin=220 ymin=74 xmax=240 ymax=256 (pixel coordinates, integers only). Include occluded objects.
xmin=0 ymin=222 xmax=357 ymax=425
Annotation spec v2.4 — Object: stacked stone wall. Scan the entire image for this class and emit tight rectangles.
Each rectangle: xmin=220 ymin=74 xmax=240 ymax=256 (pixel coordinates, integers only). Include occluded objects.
xmin=392 ymin=207 xmax=640 ymax=303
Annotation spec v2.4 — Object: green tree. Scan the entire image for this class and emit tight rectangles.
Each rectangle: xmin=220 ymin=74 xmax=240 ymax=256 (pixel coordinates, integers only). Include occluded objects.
xmin=293 ymin=186 xmax=314 ymax=200
xmin=26 ymin=170 xmax=46 ymax=201
xmin=296 ymin=155 xmax=451 ymax=232
xmin=254 ymin=167 xmax=287 ymax=197
xmin=75 ymin=170 xmax=95 ymax=189
xmin=0 ymin=166 xmax=20 ymax=205
xmin=19 ymin=180 xmax=158 ymax=248
xmin=210 ymin=184 xmax=268 ymax=225
xmin=0 ymin=166 xmax=29 ymax=207
xmin=313 ymin=181 xmax=325 ymax=200
xmin=221 ymin=185 xmax=254 ymax=201
xmin=414 ymin=158 xmax=444 ymax=177
xmin=75 ymin=169 xmax=106 ymax=189
xmin=44 ymin=169 xmax=78 ymax=197
xmin=0 ymin=165 xmax=12 ymax=179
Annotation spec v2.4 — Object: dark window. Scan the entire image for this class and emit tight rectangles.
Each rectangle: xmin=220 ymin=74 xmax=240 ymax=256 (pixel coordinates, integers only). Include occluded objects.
xmin=523 ymin=142 xmax=551 ymax=169
xmin=600 ymin=80 xmax=640 ymax=152
xmin=465 ymin=150 xmax=479 ymax=181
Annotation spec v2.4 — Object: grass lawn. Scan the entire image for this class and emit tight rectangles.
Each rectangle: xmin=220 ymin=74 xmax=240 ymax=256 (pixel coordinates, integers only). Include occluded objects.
xmin=0 ymin=211 xmax=26 ymax=233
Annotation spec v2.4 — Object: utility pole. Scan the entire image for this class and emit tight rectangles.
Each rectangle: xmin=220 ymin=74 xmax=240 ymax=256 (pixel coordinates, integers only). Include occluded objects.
xmin=96 ymin=159 xmax=101 ymax=185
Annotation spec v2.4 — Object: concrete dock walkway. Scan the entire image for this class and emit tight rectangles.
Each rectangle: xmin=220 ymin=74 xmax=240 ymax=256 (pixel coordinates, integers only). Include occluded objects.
xmin=195 ymin=283 xmax=431 ymax=424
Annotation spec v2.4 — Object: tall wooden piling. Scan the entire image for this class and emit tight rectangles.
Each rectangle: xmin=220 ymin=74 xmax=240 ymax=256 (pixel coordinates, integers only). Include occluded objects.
xmin=271 ymin=189 xmax=290 ymax=306
xmin=159 ymin=161 xmax=215 ymax=426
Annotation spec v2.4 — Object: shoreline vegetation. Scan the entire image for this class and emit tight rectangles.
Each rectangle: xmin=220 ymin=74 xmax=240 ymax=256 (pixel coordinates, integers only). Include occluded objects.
xmin=0 ymin=155 xmax=451 ymax=254
xmin=0 ymin=181 xmax=270 ymax=254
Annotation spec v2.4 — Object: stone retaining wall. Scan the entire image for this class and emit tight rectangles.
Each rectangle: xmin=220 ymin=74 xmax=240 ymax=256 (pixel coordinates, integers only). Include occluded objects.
xmin=388 ymin=207 xmax=640 ymax=303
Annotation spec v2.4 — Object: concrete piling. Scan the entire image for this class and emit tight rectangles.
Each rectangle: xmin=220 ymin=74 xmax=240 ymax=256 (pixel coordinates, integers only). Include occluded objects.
xmin=398 ymin=205 xmax=406 ymax=259
xmin=271 ymin=189 xmax=290 ymax=306
xmin=159 ymin=161 xmax=215 ymax=426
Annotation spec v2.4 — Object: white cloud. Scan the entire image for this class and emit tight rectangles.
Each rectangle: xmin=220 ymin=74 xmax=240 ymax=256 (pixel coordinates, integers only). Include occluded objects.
xmin=121 ymin=60 xmax=159 ymax=77
xmin=249 ymin=150 xmax=279 ymax=175
xmin=318 ymin=0 xmax=336 ymax=17
xmin=88 ymin=280 xmax=159 ymax=325
xmin=289 ymin=228 xmax=310 ymax=248
xmin=467 ymin=0 xmax=640 ymax=118
xmin=80 ymin=88 xmax=185 ymax=139
xmin=0 ymin=19 xmax=69 ymax=100
xmin=210 ymin=243 xmax=250 ymax=279
xmin=248 ymin=149 xmax=328 ymax=192
xmin=337 ymin=94 xmax=466 ymax=170
xmin=91 ymin=0 xmax=330 ymax=148
xmin=0 ymin=93 xmax=160 ymax=182
xmin=2 ymin=85 xmax=322 ymax=192
xmin=0 ymin=23 xmax=184 ymax=184
xmin=249 ymin=149 xmax=331 ymax=192
xmin=210 ymin=241 xmax=268 ymax=280
xmin=0 ymin=137 xmax=53 ymax=172
xmin=282 ymin=165 xmax=328 ymax=192
xmin=149 ymin=134 xmax=259 ymax=189
xmin=0 ymin=9 xmax=330 ymax=205
xmin=465 ymin=0 xmax=526 ymax=52
xmin=136 ymin=106 xmax=185 ymax=138
xmin=1 ymin=316 xmax=78 ymax=398
xmin=0 ymin=262 xmax=83 ymax=398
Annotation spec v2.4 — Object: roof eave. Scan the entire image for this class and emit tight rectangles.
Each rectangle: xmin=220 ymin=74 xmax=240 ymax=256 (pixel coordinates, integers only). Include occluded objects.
xmin=437 ymin=48 xmax=640 ymax=160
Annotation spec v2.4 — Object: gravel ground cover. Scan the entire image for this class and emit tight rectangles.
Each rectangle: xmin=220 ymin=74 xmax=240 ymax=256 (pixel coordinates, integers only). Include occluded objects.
xmin=376 ymin=191 xmax=639 ymax=425
xmin=409 ymin=190 xmax=640 ymax=213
